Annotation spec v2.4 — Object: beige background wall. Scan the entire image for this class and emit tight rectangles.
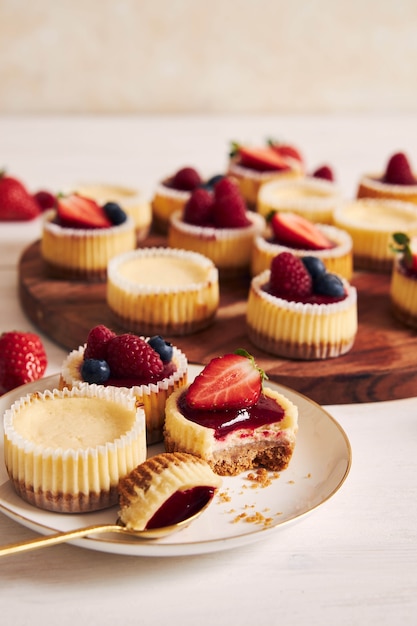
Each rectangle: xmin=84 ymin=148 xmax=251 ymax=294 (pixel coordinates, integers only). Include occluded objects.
xmin=1 ymin=0 xmax=417 ymax=115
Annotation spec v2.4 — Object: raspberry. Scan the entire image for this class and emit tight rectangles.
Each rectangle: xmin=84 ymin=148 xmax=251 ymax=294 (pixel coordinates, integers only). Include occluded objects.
xmin=383 ymin=152 xmax=416 ymax=185
xmin=183 ymin=188 xmax=214 ymax=226
xmin=171 ymin=167 xmax=202 ymax=191
xmin=312 ymin=165 xmax=334 ymax=181
xmin=213 ymin=176 xmax=241 ymax=199
xmin=212 ymin=192 xmax=250 ymax=228
xmin=269 ymin=252 xmax=313 ymax=300
xmin=106 ymin=334 xmax=164 ymax=380
xmin=33 ymin=190 xmax=56 ymax=211
xmin=84 ymin=325 xmax=116 ymax=361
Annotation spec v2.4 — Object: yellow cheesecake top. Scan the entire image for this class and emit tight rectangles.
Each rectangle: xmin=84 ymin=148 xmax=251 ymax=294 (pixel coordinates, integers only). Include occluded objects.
xmin=12 ymin=397 xmax=136 ymax=449
xmin=335 ymin=199 xmax=417 ymax=230
xmin=117 ymin=256 xmax=209 ymax=286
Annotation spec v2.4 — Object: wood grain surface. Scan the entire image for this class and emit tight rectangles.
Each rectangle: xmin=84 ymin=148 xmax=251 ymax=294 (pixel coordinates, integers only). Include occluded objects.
xmin=18 ymin=237 xmax=417 ymax=405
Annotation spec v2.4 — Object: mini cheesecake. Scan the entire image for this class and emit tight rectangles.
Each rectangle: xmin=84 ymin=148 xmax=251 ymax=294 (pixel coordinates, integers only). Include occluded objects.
xmin=107 ymin=247 xmax=219 ymax=336
xmin=164 ymin=385 xmax=298 ymax=477
xmin=3 ymin=385 xmax=146 ymax=513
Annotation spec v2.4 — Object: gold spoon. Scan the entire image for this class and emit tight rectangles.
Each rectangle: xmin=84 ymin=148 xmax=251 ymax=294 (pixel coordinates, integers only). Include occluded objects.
xmin=0 ymin=502 xmax=210 ymax=557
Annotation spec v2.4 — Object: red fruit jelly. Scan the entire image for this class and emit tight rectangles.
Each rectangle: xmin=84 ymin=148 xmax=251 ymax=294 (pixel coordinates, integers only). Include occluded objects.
xmin=146 ymin=486 xmax=216 ymax=529
xmin=177 ymin=391 xmax=285 ymax=440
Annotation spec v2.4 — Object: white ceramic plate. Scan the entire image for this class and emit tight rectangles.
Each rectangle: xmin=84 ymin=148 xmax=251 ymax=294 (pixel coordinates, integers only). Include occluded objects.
xmin=0 ymin=367 xmax=351 ymax=557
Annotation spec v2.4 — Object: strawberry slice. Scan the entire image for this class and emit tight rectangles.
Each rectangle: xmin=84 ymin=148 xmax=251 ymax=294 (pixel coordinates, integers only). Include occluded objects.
xmin=269 ymin=212 xmax=334 ymax=250
xmin=186 ymin=351 xmax=263 ymax=410
xmin=269 ymin=141 xmax=304 ymax=165
xmin=56 ymin=193 xmax=112 ymax=228
xmin=236 ymin=146 xmax=291 ymax=172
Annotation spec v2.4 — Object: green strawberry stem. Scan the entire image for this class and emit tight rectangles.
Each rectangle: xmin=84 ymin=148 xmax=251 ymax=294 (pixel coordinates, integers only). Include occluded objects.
xmin=229 ymin=141 xmax=241 ymax=158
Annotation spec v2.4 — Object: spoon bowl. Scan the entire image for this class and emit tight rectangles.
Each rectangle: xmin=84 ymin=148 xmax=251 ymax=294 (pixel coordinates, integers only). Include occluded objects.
xmin=0 ymin=499 xmax=211 ymax=557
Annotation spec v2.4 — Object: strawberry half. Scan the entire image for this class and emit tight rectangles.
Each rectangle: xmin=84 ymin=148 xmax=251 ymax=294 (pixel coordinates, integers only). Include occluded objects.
xmin=186 ymin=350 xmax=264 ymax=410
xmin=235 ymin=146 xmax=291 ymax=172
xmin=269 ymin=212 xmax=334 ymax=250
xmin=269 ymin=140 xmax=304 ymax=165
xmin=56 ymin=193 xmax=112 ymax=228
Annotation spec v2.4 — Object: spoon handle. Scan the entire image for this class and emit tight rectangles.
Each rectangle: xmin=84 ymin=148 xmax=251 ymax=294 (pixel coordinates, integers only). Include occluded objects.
xmin=0 ymin=524 xmax=124 ymax=557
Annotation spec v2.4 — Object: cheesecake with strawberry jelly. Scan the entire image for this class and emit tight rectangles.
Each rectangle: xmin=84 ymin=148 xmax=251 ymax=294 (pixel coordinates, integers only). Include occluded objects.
xmin=152 ymin=166 xmax=206 ymax=233
xmin=168 ymin=177 xmax=265 ymax=278
xmin=257 ymin=176 xmax=343 ymax=224
xmin=4 ymin=385 xmax=146 ymax=513
xmin=251 ymin=211 xmax=353 ymax=280
xmin=247 ymin=252 xmax=357 ymax=360
xmin=333 ymin=198 xmax=417 ymax=272
xmin=357 ymin=152 xmax=417 ymax=204
xmin=41 ymin=193 xmax=136 ymax=282
xmin=227 ymin=141 xmax=304 ymax=210
xmin=390 ymin=233 xmax=417 ymax=329
xmin=118 ymin=452 xmax=222 ymax=531
xmin=60 ymin=325 xmax=188 ymax=444
xmin=107 ymin=247 xmax=219 ymax=336
xmin=73 ymin=182 xmax=152 ymax=242
xmin=164 ymin=351 xmax=298 ymax=476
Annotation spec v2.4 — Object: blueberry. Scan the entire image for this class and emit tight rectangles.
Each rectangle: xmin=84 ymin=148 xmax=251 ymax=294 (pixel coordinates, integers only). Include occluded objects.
xmin=302 ymin=256 xmax=327 ymax=280
xmin=200 ymin=174 xmax=224 ymax=190
xmin=103 ymin=202 xmax=127 ymax=225
xmin=81 ymin=358 xmax=111 ymax=384
xmin=148 ymin=335 xmax=173 ymax=363
xmin=314 ymin=272 xmax=345 ymax=297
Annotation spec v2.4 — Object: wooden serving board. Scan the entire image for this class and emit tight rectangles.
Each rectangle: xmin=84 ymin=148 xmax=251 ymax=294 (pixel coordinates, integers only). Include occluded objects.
xmin=18 ymin=237 xmax=417 ymax=405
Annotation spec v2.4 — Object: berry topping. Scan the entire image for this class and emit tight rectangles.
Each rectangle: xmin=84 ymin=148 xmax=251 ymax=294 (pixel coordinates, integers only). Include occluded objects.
xmin=183 ymin=188 xmax=214 ymax=226
xmin=231 ymin=143 xmax=291 ymax=172
xmin=383 ymin=152 xmax=416 ymax=185
xmin=0 ymin=171 xmax=41 ymax=221
xmin=56 ymin=193 xmax=112 ymax=229
xmin=268 ymin=139 xmax=304 ymax=164
xmin=0 ymin=331 xmax=47 ymax=394
xmin=33 ymin=189 xmax=56 ymax=211
xmin=186 ymin=349 xmax=265 ymax=410
xmin=312 ymin=165 xmax=335 ymax=181
xmin=212 ymin=177 xmax=251 ymax=228
xmin=170 ymin=167 xmax=202 ymax=191
xmin=84 ymin=324 xmax=116 ymax=361
xmin=391 ymin=232 xmax=417 ymax=272
xmin=103 ymin=201 xmax=127 ymax=225
xmin=301 ymin=256 xmax=327 ymax=280
xmin=106 ymin=334 xmax=164 ymax=381
xmin=81 ymin=358 xmax=111 ymax=384
xmin=202 ymin=174 xmax=224 ymax=190
xmin=147 ymin=335 xmax=173 ymax=363
xmin=183 ymin=176 xmax=251 ymax=228
xmin=269 ymin=252 xmax=313 ymax=300
xmin=268 ymin=212 xmax=334 ymax=250
xmin=314 ymin=272 xmax=345 ymax=297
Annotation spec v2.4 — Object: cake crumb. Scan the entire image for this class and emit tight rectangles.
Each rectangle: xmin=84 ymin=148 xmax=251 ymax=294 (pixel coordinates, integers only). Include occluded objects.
xmin=246 ymin=468 xmax=276 ymax=488
xmin=218 ymin=490 xmax=231 ymax=503
xmin=305 ymin=472 xmax=312 ymax=479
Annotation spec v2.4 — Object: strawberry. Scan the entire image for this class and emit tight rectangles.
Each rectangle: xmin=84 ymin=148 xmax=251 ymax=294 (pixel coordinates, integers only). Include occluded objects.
xmin=106 ymin=334 xmax=164 ymax=380
xmin=33 ymin=189 xmax=56 ymax=211
xmin=212 ymin=176 xmax=251 ymax=228
xmin=0 ymin=171 xmax=41 ymax=221
xmin=312 ymin=165 xmax=334 ymax=181
xmin=383 ymin=152 xmax=416 ymax=185
xmin=391 ymin=232 xmax=417 ymax=272
xmin=186 ymin=350 xmax=264 ymax=410
xmin=231 ymin=143 xmax=291 ymax=172
xmin=183 ymin=188 xmax=214 ymax=226
xmin=170 ymin=167 xmax=202 ymax=191
xmin=268 ymin=139 xmax=304 ymax=164
xmin=269 ymin=212 xmax=333 ymax=250
xmin=56 ymin=193 xmax=112 ymax=229
xmin=0 ymin=331 xmax=47 ymax=394
xmin=269 ymin=252 xmax=313 ymax=300
xmin=84 ymin=324 xmax=116 ymax=361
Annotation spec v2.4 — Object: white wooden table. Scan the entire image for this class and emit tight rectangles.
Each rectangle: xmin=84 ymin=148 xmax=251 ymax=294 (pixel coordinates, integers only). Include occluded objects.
xmin=1 ymin=115 xmax=416 ymax=626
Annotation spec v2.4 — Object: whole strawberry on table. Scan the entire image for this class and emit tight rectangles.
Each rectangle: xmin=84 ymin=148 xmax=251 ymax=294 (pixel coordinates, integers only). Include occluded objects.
xmin=0 ymin=331 xmax=48 ymax=395
xmin=0 ymin=171 xmax=41 ymax=221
